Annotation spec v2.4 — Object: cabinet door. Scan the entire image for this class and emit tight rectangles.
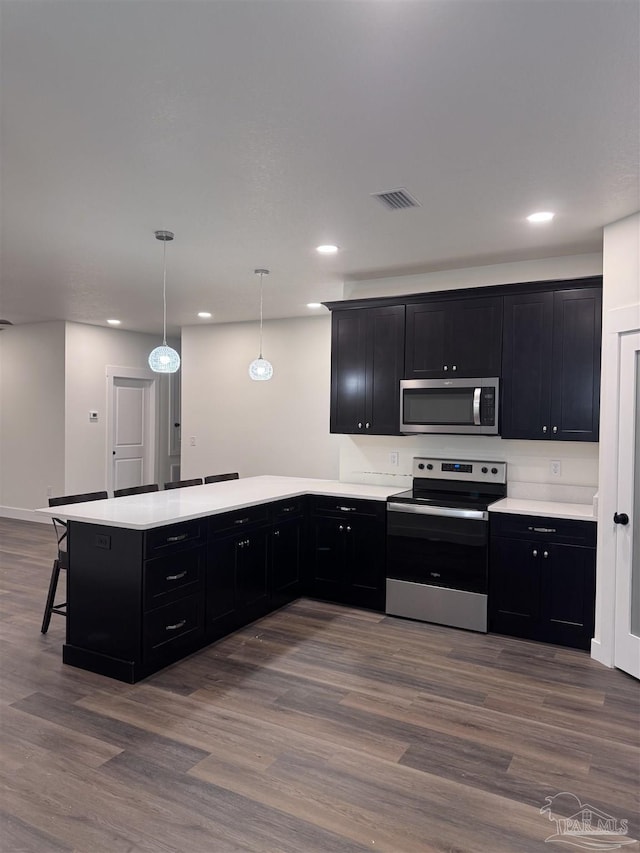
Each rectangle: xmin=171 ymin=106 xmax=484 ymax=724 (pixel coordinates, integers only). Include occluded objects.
xmin=365 ymin=305 xmax=405 ymax=434
xmin=550 ymin=288 xmax=601 ymax=441
xmin=271 ymin=517 xmax=304 ymax=606
xmin=345 ymin=516 xmax=386 ymax=610
xmin=206 ymin=535 xmax=237 ymax=638
xmin=236 ymin=527 xmax=269 ymax=617
xmin=489 ymin=537 xmax=541 ymax=639
xmin=501 ymin=291 xmax=554 ymax=439
xmin=308 ymin=515 xmax=347 ymax=602
xmin=449 ymin=296 xmax=503 ymax=377
xmin=330 ymin=310 xmax=367 ymax=433
xmin=405 ymin=301 xmax=449 ymax=379
xmin=541 ymin=543 xmax=595 ymax=650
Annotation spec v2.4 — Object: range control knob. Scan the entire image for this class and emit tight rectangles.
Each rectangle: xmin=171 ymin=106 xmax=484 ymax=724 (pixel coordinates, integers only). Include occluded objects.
xmin=481 ymin=466 xmax=488 ymax=474
xmin=427 ymin=463 xmax=433 ymax=470
xmin=418 ymin=463 xmax=425 ymax=470
xmin=491 ymin=467 xmax=498 ymax=474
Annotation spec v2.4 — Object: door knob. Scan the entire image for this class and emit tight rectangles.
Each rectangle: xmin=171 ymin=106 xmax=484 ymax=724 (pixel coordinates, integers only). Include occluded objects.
xmin=613 ymin=512 xmax=629 ymax=525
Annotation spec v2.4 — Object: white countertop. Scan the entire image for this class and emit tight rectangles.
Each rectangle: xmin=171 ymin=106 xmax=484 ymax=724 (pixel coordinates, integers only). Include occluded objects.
xmin=36 ymin=476 xmax=400 ymax=530
xmin=489 ymin=497 xmax=597 ymax=522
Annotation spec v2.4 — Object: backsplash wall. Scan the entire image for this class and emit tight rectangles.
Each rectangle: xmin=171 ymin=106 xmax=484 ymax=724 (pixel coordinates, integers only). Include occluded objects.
xmin=339 ymin=434 xmax=599 ymax=505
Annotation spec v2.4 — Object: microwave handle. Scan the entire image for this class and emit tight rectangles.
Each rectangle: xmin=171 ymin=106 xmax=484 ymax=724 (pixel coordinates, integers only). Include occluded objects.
xmin=473 ymin=387 xmax=481 ymax=425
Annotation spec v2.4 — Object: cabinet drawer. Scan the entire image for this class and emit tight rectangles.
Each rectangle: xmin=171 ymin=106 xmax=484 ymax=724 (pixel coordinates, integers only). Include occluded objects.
xmin=143 ymin=595 xmax=204 ymax=660
xmin=144 ymin=547 xmax=204 ymax=610
xmin=145 ymin=520 xmax=204 ymax=557
xmin=270 ymin=497 xmax=305 ymax=521
xmin=490 ymin=513 xmax=596 ymax=547
xmin=209 ymin=504 xmax=269 ymax=535
xmin=310 ymin=496 xmax=385 ymax=520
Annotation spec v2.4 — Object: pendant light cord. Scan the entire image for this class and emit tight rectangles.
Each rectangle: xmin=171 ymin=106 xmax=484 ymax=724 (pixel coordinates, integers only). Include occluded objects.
xmin=162 ymin=238 xmax=168 ymax=346
xmin=258 ymin=271 xmax=264 ymax=358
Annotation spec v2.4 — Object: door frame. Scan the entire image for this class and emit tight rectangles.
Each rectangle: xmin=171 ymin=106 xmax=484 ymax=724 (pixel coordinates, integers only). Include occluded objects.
xmin=592 ymin=304 xmax=640 ymax=669
xmin=106 ymin=365 xmax=158 ymax=494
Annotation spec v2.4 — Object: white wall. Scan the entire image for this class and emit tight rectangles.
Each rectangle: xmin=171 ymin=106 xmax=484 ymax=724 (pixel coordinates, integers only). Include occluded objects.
xmin=0 ymin=322 xmax=66 ymax=515
xmin=593 ymin=211 xmax=640 ymax=667
xmin=180 ymin=316 xmax=340 ymax=481
xmin=341 ymin=252 xmax=602 ymax=498
xmin=64 ymin=323 xmax=175 ymax=495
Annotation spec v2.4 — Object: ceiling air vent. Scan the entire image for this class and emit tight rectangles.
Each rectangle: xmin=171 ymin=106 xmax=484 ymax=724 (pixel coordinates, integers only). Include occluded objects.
xmin=372 ymin=188 xmax=421 ymax=211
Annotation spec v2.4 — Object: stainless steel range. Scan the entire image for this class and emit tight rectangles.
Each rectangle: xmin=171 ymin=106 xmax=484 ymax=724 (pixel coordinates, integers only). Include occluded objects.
xmin=386 ymin=457 xmax=507 ymax=632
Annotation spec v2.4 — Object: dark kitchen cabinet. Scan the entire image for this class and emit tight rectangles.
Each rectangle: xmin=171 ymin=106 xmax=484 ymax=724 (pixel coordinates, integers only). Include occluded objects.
xmin=207 ymin=505 xmax=270 ymax=640
xmin=307 ymin=497 xmax=386 ymax=610
xmin=330 ymin=304 xmax=405 ymax=435
xmin=405 ymin=295 xmax=503 ymax=379
xmin=501 ymin=285 xmax=602 ymax=441
xmin=270 ymin=497 xmax=305 ymax=608
xmin=489 ymin=513 xmax=596 ymax=650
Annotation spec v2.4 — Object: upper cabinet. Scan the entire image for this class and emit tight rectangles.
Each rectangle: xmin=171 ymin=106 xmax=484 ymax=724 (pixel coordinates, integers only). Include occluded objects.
xmin=404 ymin=295 xmax=503 ymax=379
xmin=330 ymin=304 xmax=405 ymax=435
xmin=501 ymin=285 xmax=602 ymax=441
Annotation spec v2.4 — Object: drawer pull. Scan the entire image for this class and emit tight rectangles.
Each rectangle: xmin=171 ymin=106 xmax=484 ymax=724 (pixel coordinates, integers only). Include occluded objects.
xmin=430 ymin=571 xmax=441 ymax=578
xmin=234 ymin=517 xmax=250 ymax=525
xmin=166 ymin=619 xmax=186 ymax=631
xmin=337 ymin=505 xmax=356 ymax=512
xmin=166 ymin=533 xmax=188 ymax=543
xmin=166 ymin=571 xmax=187 ymax=581
xmin=528 ymin=526 xmax=556 ymax=533
xmin=281 ymin=506 xmax=296 ymax=513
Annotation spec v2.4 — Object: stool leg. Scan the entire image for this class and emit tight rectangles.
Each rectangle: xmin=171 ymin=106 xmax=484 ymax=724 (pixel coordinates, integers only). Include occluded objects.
xmin=41 ymin=559 xmax=61 ymax=634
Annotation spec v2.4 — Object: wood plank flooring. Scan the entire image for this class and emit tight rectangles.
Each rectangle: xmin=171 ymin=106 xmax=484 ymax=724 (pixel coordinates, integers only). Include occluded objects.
xmin=1 ymin=517 xmax=638 ymax=852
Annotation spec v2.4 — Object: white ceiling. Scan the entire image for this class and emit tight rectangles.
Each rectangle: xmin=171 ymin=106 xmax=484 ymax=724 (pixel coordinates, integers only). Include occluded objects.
xmin=1 ymin=0 xmax=638 ymax=335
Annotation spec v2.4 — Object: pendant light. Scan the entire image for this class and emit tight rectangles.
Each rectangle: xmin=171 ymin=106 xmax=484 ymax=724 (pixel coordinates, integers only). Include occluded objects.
xmin=248 ymin=268 xmax=273 ymax=381
xmin=148 ymin=230 xmax=181 ymax=373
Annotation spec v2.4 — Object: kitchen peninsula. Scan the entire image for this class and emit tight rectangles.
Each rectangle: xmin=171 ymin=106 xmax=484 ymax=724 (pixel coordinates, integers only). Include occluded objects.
xmin=38 ymin=476 xmax=400 ymax=683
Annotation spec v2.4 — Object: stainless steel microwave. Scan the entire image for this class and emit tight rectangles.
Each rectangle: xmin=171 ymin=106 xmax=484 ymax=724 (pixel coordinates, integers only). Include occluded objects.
xmin=400 ymin=378 xmax=499 ymax=435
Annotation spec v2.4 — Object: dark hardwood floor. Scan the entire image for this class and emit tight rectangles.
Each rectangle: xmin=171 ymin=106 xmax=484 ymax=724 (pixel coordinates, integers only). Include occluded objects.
xmin=1 ymin=517 xmax=638 ymax=853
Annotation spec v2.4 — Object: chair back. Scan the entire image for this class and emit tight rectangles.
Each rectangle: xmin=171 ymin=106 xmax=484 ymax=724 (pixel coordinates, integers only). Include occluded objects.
xmin=204 ymin=472 xmax=239 ymax=484
xmin=114 ymin=483 xmax=159 ymax=498
xmin=164 ymin=478 xmax=204 ymax=490
xmin=48 ymin=491 xmax=109 ymax=558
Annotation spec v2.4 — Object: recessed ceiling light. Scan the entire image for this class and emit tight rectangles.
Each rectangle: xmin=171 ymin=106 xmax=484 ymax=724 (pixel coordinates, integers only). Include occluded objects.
xmin=197 ymin=312 xmax=212 ymax=319
xmin=527 ymin=211 xmax=555 ymax=223
xmin=307 ymin=302 xmax=323 ymax=309
xmin=107 ymin=319 xmax=121 ymax=325
xmin=316 ymin=244 xmax=339 ymax=254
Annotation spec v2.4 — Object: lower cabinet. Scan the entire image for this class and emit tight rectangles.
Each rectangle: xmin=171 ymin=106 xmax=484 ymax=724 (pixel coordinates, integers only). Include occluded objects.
xmin=489 ymin=513 xmax=596 ymax=650
xmin=307 ymin=496 xmax=386 ymax=610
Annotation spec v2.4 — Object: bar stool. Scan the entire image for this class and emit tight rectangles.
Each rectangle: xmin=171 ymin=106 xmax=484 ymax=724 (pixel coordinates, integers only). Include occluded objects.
xmin=204 ymin=473 xmax=239 ymax=483
xmin=41 ymin=490 xmax=108 ymax=634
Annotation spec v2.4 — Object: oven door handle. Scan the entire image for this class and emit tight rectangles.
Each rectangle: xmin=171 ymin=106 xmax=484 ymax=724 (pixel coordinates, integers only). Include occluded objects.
xmin=387 ymin=502 xmax=488 ymax=521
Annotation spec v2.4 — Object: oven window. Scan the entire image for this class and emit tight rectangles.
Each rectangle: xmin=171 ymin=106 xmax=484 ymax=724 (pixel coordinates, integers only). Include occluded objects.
xmin=404 ymin=388 xmax=474 ymax=425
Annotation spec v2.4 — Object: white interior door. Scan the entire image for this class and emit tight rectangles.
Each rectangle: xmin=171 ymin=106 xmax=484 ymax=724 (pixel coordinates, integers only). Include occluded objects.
xmin=110 ymin=376 xmax=156 ymax=492
xmin=614 ymin=330 xmax=640 ymax=678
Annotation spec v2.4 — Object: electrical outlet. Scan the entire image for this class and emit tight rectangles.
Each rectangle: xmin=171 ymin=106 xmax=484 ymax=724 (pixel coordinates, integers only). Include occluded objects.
xmin=46 ymin=485 xmax=53 ymax=497
xmin=389 ymin=451 xmax=399 ymax=466
xmin=190 ymin=436 xmax=196 ymax=446
xmin=89 ymin=410 xmax=98 ymax=422
xmin=550 ymin=460 xmax=561 ymax=477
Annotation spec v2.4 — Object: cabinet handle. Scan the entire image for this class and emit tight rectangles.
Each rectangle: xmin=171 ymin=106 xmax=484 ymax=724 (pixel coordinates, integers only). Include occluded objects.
xmin=281 ymin=506 xmax=295 ymax=513
xmin=365 ymin=422 xmax=370 ymax=429
xmin=443 ymin=365 xmax=448 ymax=371
xmin=166 ymin=571 xmax=187 ymax=581
xmin=274 ymin=529 xmax=280 ymax=537
xmin=430 ymin=571 xmax=441 ymax=578
xmin=339 ymin=524 xmax=344 ymax=531
xmin=358 ymin=422 xmax=363 ymax=429
xmin=451 ymin=365 xmax=457 ymax=371
xmin=337 ymin=505 xmax=356 ymax=512
xmin=542 ymin=426 xmax=548 ymax=434
xmin=528 ymin=526 xmax=556 ymax=533
xmin=234 ymin=517 xmax=250 ymax=525
xmin=346 ymin=525 xmax=351 ymax=532
xmin=166 ymin=533 xmax=188 ymax=543
xmin=532 ymin=549 xmax=538 ymax=557
xmin=166 ymin=619 xmax=186 ymax=631
xmin=543 ymin=550 xmax=549 ymax=558
xmin=552 ymin=426 xmax=558 ymax=434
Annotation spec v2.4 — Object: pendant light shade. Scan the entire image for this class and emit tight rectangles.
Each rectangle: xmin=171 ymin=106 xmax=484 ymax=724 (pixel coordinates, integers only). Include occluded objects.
xmin=149 ymin=230 xmax=180 ymax=374
xmin=249 ymin=268 xmax=273 ymax=381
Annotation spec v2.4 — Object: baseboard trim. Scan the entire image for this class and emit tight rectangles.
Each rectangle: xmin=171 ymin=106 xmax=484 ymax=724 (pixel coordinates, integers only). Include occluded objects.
xmin=0 ymin=506 xmax=50 ymax=524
